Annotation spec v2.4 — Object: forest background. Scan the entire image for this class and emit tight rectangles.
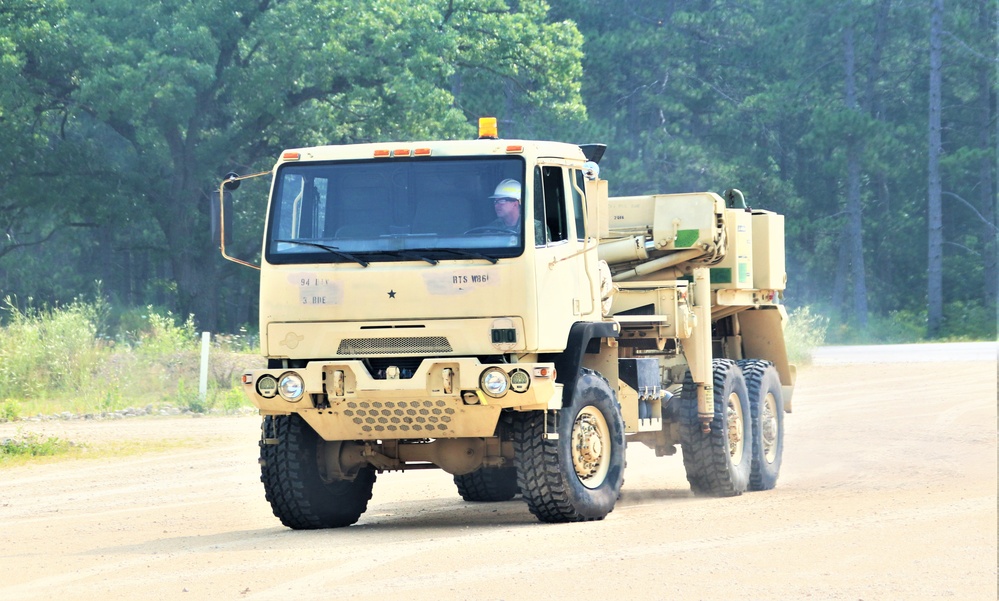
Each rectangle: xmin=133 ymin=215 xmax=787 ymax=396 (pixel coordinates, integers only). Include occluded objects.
xmin=0 ymin=0 xmax=995 ymax=415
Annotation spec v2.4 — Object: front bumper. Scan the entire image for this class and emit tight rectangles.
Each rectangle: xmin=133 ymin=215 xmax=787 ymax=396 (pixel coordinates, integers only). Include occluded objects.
xmin=242 ymin=357 xmax=558 ymax=441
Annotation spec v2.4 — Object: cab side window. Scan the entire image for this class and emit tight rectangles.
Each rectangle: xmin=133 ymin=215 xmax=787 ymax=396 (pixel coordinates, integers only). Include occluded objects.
xmin=535 ymin=165 xmax=568 ymax=244
xmin=571 ymin=169 xmax=586 ymax=241
xmin=533 ymin=167 xmax=546 ymax=245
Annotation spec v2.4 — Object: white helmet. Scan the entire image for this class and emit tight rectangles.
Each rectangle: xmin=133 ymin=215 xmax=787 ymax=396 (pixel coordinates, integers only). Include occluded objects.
xmin=489 ymin=179 xmax=521 ymax=200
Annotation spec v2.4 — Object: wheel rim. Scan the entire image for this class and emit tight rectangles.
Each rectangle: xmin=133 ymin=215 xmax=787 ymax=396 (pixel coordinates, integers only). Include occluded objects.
xmin=571 ymin=406 xmax=612 ymax=489
xmin=726 ymin=391 xmax=745 ymax=466
xmin=761 ymin=392 xmax=778 ymax=463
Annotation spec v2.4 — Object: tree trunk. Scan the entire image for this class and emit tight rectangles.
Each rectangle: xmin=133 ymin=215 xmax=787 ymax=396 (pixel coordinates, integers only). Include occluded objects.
xmin=866 ymin=1 xmax=892 ymax=315
xmin=170 ymin=243 xmax=220 ymax=334
xmin=831 ymin=228 xmax=851 ymax=319
xmin=846 ymin=146 xmax=868 ymax=326
xmin=153 ymin=175 xmax=222 ymax=332
xmin=927 ymin=0 xmax=944 ymax=337
xmin=844 ymin=25 xmax=869 ymax=327
xmin=864 ymin=0 xmax=891 ymax=119
xmin=978 ymin=0 xmax=998 ymax=314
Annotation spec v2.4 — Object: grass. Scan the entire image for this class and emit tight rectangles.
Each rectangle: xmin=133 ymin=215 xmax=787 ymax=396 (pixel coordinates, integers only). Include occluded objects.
xmin=784 ymin=306 xmax=828 ymax=365
xmin=0 ymin=296 xmax=260 ymax=467
xmin=0 ymin=296 xmax=262 ymax=420
xmin=0 ymin=432 xmax=200 ymax=468
xmin=0 ymin=431 xmax=73 ymax=460
xmin=820 ymin=299 xmax=997 ymax=344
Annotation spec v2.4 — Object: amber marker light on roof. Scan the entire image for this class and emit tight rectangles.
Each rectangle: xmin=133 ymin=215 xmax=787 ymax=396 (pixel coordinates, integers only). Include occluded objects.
xmin=478 ymin=117 xmax=498 ymax=139
xmin=506 ymin=145 xmax=524 ymax=153
xmin=413 ymin=148 xmax=432 ymax=156
xmin=282 ymin=152 xmax=301 ymax=160
xmin=373 ymin=149 xmax=390 ymax=157
xmin=393 ymin=148 xmax=412 ymax=157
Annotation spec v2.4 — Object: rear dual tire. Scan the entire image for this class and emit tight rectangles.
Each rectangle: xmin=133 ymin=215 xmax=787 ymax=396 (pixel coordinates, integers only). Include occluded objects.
xmin=738 ymin=359 xmax=785 ymax=491
xmin=679 ymin=359 xmax=753 ymax=496
xmin=454 ymin=466 xmax=519 ymax=502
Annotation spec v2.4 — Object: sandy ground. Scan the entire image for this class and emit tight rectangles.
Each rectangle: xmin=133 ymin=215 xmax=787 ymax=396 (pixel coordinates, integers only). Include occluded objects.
xmin=0 ymin=345 xmax=995 ymax=600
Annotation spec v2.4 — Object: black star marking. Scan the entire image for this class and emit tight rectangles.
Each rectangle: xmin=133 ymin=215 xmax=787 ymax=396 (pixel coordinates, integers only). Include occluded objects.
xmin=387 ymin=290 xmax=396 ymax=298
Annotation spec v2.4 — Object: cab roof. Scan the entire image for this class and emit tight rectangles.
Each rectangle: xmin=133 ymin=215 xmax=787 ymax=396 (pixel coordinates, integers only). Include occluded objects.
xmin=276 ymin=138 xmax=588 ymax=165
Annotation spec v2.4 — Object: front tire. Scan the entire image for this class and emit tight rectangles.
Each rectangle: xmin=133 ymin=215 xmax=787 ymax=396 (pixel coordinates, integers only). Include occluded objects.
xmin=679 ymin=359 xmax=753 ymax=496
xmin=512 ymin=369 xmax=626 ymax=523
xmin=259 ymin=414 xmax=376 ymax=529
xmin=738 ymin=359 xmax=785 ymax=491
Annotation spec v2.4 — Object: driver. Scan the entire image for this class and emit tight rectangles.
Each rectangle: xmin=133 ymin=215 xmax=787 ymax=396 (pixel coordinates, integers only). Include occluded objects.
xmin=485 ymin=179 xmax=546 ymax=246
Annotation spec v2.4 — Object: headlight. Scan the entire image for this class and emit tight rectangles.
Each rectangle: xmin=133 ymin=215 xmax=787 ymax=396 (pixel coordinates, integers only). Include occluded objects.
xmin=480 ymin=367 xmax=510 ymax=398
xmin=257 ymin=375 xmax=279 ymax=398
xmin=278 ymin=372 xmax=305 ymax=401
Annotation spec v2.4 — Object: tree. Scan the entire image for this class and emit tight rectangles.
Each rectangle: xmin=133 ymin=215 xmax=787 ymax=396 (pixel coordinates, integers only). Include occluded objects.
xmin=978 ymin=0 xmax=998 ymax=313
xmin=928 ymin=0 xmax=944 ymax=337
xmin=0 ymin=1 xmax=85 ymax=260
xmin=551 ymin=0 xmax=995 ymax=339
xmin=839 ymin=23 xmax=870 ymax=328
xmin=3 ymin=0 xmax=995 ymax=340
xmin=4 ymin=0 xmax=585 ymax=330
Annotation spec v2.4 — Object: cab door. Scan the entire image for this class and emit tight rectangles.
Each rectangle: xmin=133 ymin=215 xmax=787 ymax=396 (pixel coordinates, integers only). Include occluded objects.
xmin=533 ymin=164 xmax=599 ymax=351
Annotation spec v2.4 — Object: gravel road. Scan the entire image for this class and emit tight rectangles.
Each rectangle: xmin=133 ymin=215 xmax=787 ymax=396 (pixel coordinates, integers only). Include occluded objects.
xmin=1 ymin=344 xmax=996 ymax=600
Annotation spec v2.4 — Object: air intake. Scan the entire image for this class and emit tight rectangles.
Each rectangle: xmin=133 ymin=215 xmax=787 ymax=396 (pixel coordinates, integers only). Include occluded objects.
xmin=337 ymin=336 xmax=452 ymax=356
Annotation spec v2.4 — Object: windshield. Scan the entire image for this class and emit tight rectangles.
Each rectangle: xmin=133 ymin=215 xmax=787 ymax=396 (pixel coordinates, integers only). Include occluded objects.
xmin=265 ymin=156 xmax=526 ymax=265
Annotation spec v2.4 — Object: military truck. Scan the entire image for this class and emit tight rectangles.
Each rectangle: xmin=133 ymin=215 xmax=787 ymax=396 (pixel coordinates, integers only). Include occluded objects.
xmin=217 ymin=118 xmax=795 ymax=528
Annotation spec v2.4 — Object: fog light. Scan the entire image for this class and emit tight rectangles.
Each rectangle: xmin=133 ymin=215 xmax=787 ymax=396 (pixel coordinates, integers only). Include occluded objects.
xmin=509 ymin=368 xmax=530 ymax=393
xmin=257 ymin=375 xmax=279 ymax=398
xmin=278 ymin=372 xmax=304 ymax=401
xmin=480 ymin=367 xmax=510 ymax=398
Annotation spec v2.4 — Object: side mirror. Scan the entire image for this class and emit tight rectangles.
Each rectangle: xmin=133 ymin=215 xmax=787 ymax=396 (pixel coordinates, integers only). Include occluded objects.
xmin=212 ymin=173 xmax=236 ymax=248
xmin=223 ymin=172 xmax=241 ymax=191
xmin=215 ymin=171 xmax=261 ymax=270
xmin=578 ymin=143 xmax=606 ymax=164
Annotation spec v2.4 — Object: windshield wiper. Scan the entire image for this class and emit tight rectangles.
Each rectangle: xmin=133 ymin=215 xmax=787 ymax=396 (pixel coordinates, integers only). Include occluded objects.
xmin=435 ymin=249 xmax=499 ymax=264
xmin=372 ymin=250 xmax=438 ymax=265
xmin=274 ymin=239 xmax=369 ymax=267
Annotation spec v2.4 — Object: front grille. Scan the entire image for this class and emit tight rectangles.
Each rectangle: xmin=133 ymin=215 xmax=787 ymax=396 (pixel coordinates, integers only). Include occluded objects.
xmin=337 ymin=336 xmax=452 ymax=356
xmin=343 ymin=399 xmax=455 ymax=434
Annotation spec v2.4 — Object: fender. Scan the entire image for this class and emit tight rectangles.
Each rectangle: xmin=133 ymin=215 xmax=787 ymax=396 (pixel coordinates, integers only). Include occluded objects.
xmin=546 ymin=321 xmax=620 ymax=408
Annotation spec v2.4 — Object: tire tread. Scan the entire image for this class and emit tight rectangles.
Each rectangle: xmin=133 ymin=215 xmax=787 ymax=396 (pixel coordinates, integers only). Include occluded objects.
xmin=259 ymin=415 xmax=375 ymax=529
xmin=454 ymin=467 xmax=519 ymax=502
xmin=737 ymin=359 xmax=784 ymax=491
xmin=679 ymin=359 xmax=752 ymax=496
xmin=512 ymin=369 xmax=624 ymax=523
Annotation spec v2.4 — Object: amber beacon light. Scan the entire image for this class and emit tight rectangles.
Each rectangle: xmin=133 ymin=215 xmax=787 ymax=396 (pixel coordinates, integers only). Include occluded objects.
xmin=478 ymin=117 xmax=498 ymax=139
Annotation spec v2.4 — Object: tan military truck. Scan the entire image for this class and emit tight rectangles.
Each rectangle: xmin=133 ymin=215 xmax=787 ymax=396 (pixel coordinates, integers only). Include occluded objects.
xmin=217 ymin=118 xmax=795 ymax=528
